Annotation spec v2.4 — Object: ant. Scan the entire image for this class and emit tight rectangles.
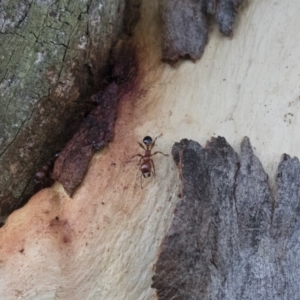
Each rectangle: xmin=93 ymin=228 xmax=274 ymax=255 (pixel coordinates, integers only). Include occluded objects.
xmin=131 ymin=134 xmax=169 ymax=187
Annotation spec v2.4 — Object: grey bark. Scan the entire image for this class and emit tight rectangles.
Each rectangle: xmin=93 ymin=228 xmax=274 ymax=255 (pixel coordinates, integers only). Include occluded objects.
xmin=0 ymin=0 xmax=128 ymax=222
xmin=159 ymin=0 xmax=245 ymax=62
xmin=152 ymin=137 xmax=300 ymax=300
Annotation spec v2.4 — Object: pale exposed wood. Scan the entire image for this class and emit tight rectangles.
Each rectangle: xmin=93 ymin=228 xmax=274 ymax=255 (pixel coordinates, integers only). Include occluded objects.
xmin=1 ymin=0 xmax=300 ymax=299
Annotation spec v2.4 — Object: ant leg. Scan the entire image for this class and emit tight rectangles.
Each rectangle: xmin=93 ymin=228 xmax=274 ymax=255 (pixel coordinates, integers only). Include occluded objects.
xmin=131 ymin=153 xmax=143 ymax=159
xmin=151 ymin=151 xmax=169 ymax=157
xmin=150 ymin=159 xmax=156 ymax=177
xmin=150 ymin=134 xmax=163 ymax=150
xmin=126 ymin=153 xmax=143 ymax=164
xmin=153 ymin=134 xmax=163 ymax=142
xmin=129 ymin=153 xmax=143 ymax=160
xmin=140 ymin=173 xmax=143 ymax=189
xmin=140 ymin=172 xmax=147 ymax=189
xmin=137 ymin=156 xmax=144 ymax=166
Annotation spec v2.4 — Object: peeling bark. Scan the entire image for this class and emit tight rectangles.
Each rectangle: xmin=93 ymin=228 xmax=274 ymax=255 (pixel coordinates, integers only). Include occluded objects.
xmin=152 ymin=137 xmax=300 ymax=300
xmin=51 ymin=82 xmax=119 ymax=195
xmin=159 ymin=0 xmax=245 ymax=62
xmin=52 ymin=40 xmax=138 ymax=195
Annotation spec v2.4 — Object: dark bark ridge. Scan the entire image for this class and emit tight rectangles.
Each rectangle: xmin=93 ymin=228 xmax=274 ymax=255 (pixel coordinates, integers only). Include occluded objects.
xmin=51 ymin=82 xmax=119 ymax=196
xmin=152 ymin=136 xmax=300 ymax=300
xmin=160 ymin=0 xmax=245 ymax=62
xmin=52 ymin=40 xmax=138 ymax=196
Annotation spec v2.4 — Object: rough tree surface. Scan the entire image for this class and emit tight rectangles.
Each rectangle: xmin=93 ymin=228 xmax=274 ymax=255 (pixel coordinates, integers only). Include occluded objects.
xmin=51 ymin=82 xmax=119 ymax=195
xmin=152 ymin=136 xmax=300 ymax=300
xmin=52 ymin=40 xmax=138 ymax=195
xmin=0 ymin=0 xmax=130 ymax=222
xmin=159 ymin=0 xmax=245 ymax=62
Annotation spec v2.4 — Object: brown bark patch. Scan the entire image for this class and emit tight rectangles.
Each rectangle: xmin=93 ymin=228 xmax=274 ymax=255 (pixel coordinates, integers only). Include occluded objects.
xmin=52 ymin=41 xmax=139 ymax=196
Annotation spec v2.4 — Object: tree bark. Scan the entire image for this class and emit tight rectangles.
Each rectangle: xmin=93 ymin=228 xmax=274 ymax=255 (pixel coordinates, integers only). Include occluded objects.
xmin=0 ymin=0 xmax=127 ymax=222
xmin=153 ymin=137 xmax=300 ymax=299
xmin=159 ymin=0 xmax=245 ymax=62
xmin=0 ymin=0 xmax=299 ymax=299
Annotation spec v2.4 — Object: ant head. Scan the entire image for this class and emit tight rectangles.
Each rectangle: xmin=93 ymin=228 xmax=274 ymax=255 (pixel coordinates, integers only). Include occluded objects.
xmin=143 ymin=136 xmax=153 ymax=146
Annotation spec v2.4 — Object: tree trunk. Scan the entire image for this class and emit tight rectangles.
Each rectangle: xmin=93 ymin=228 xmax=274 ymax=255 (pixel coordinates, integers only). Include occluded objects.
xmin=1 ymin=0 xmax=300 ymax=299
xmin=0 ymin=0 xmax=127 ymax=222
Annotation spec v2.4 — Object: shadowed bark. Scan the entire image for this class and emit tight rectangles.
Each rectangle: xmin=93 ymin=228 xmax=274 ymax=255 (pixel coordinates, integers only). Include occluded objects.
xmin=51 ymin=40 xmax=138 ymax=196
xmin=0 ymin=0 xmax=139 ymax=222
xmin=51 ymin=82 xmax=119 ymax=195
xmin=152 ymin=136 xmax=300 ymax=300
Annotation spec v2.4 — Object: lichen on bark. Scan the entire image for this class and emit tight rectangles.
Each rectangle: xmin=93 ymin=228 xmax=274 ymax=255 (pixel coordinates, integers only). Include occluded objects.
xmin=0 ymin=0 xmax=127 ymax=222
